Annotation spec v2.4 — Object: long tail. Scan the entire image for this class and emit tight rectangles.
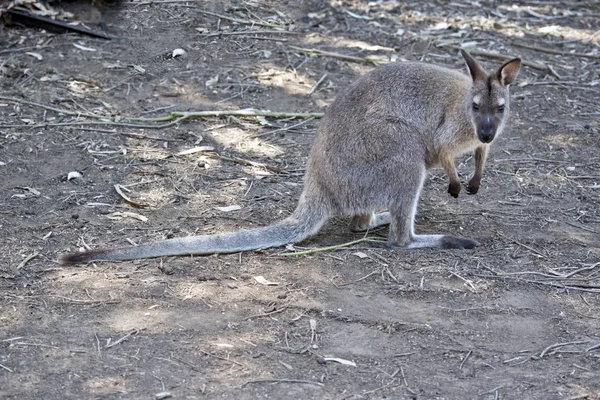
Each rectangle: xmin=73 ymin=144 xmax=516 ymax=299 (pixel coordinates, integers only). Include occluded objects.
xmin=59 ymin=201 xmax=329 ymax=264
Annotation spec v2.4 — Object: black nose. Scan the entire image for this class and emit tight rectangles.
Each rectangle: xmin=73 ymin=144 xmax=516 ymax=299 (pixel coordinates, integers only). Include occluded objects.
xmin=479 ymin=133 xmax=494 ymax=143
xmin=479 ymin=121 xmax=495 ymax=143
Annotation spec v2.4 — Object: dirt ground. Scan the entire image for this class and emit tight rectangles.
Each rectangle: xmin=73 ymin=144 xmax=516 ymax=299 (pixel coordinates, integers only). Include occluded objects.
xmin=1 ymin=0 xmax=599 ymax=399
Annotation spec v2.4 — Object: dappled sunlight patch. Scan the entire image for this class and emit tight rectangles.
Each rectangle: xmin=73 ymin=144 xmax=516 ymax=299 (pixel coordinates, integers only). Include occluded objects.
xmin=83 ymin=376 xmax=130 ymax=396
xmin=253 ymin=65 xmax=318 ymax=97
xmin=210 ymin=126 xmax=284 ymax=158
xmin=544 ymin=132 xmax=587 ymax=148
xmin=103 ymin=305 xmax=169 ymax=332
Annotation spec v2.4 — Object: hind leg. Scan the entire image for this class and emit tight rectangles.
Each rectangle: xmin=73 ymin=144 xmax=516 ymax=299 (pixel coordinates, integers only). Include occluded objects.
xmin=349 ymin=212 xmax=392 ymax=232
xmin=388 ymin=167 xmax=480 ymax=249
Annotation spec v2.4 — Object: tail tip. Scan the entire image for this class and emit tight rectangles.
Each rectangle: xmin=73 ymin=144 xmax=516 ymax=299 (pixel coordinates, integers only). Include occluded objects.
xmin=58 ymin=250 xmax=98 ymax=265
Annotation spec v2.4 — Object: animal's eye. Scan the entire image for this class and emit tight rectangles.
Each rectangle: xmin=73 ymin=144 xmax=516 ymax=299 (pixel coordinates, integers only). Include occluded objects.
xmin=498 ymin=105 xmax=505 ymax=112
xmin=472 ymin=103 xmax=479 ymax=111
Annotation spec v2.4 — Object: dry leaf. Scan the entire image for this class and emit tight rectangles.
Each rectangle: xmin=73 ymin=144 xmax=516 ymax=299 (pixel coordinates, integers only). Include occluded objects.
xmin=323 ymin=357 xmax=357 ymax=367
xmin=253 ymin=276 xmax=279 ymax=286
xmin=176 ymin=146 xmax=215 ymax=156
xmin=352 ymin=251 xmax=368 ymax=258
xmin=26 ymin=52 xmax=43 ymax=60
xmin=216 ymin=205 xmax=241 ymax=212
xmin=172 ymin=48 xmax=186 ymax=58
xmin=114 ymin=184 xmax=150 ymax=208
xmin=205 ymin=75 xmax=219 ymax=88
xmin=67 ymin=171 xmax=83 ymax=181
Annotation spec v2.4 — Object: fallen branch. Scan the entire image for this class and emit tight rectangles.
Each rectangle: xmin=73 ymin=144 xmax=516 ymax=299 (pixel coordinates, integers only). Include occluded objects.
xmin=203 ymin=152 xmax=288 ymax=174
xmin=289 ymin=46 xmax=387 ymax=66
xmin=242 ymin=378 xmax=324 ymax=387
xmin=197 ymin=9 xmax=283 ymax=28
xmin=280 ymin=237 xmax=386 ymax=257
xmin=129 ymin=109 xmax=324 ymax=123
xmin=539 ymin=340 xmax=589 ymax=358
xmin=0 ymin=97 xmax=324 ymax=129
xmin=436 ymin=47 xmax=561 ymax=79
xmin=513 ymin=42 xmax=600 ymax=59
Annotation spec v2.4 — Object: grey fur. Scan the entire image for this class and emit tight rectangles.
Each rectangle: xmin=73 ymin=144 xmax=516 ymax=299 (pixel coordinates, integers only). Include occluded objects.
xmin=59 ymin=51 xmax=521 ymax=264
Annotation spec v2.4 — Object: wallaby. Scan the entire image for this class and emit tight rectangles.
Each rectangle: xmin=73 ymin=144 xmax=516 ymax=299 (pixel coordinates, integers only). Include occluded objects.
xmin=59 ymin=50 xmax=521 ymax=264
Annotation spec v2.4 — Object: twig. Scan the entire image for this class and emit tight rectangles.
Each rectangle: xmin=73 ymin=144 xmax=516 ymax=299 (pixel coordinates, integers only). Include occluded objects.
xmin=363 ymin=378 xmax=397 ymax=395
xmin=460 ymin=350 xmax=472 ymax=369
xmin=13 ymin=342 xmax=59 ymax=349
xmin=446 ymin=48 xmax=560 ymax=78
xmin=129 ymin=109 xmax=324 ymax=122
xmin=197 ymin=9 xmax=283 ymax=28
xmin=243 ymin=378 xmax=324 ymax=387
xmin=560 ymin=262 xmax=600 ymax=279
xmin=0 ymin=96 xmax=105 ymax=119
xmin=587 ymin=343 xmax=600 ymax=352
xmin=565 ymin=221 xmax=599 ymax=234
xmin=513 ymin=42 xmax=600 ymax=59
xmin=251 ymin=117 xmax=315 ymax=138
xmin=0 ymin=363 xmax=13 ymax=372
xmin=280 ymin=237 xmax=385 ymax=257
xmin=307 ymin=73 xmax=328 ymax=96
xmin=244 ymin=306 xmax=288 ymax=321
xmin=478 ymin=386 xmax=504 ymax=396
xmin=474 ymin=274 xmax=600 ymax=293
xmin=289 ymin=46 xmax=386 ymax=66
xmin=171 ymin=356 xmax=202 ymax=372
xmin=105 ymin=329 xmax=139 ymax=349
xmin=16 ymin=251 xmax=39 ymax=269
xmin=198 ymin=349 xmax=245 ymax=367
xmin=94 ymin=332 xmax=102 ymax=359
xmin=203 ymin=30 xmax=297 ymax=38
xmin=203 ymin=152 xmax=287 ymax=174
xmin=539 ymin=340 xmax=589 ymax=358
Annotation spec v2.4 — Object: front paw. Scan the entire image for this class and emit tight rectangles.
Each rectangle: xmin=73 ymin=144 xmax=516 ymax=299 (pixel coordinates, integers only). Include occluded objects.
xmin=448 ymin=181 xmax=461 ymax=198
xmin=466 ymin=179 xmax=480 ymax=195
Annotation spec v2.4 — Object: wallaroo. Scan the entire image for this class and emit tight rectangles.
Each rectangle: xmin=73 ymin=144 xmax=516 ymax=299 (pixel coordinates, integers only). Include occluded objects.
xmin=60 ymin=49 xmax=521 ymax=264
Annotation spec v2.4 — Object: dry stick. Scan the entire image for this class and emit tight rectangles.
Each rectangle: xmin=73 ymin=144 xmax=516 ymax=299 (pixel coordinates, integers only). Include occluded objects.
xmin=479 ymin=386 xmax=504 ymax=396
xmin=251 ymin=117 xmax=315 ymax=138
xmin=279 ymin=237 xmax=385 ymax=257
xmin=460 ymin=350 xmax=472 ymax=370
xmin=539 ymin=340 xmax=589 ymax=358
xmin=198 ymin=349 xmax=245 ymax=367
xmin=0 ymin=97 xmax=324 ymax=122
xmin=130 ymin=109 xmax=324 ymax=122
xmin=171 ymin=356 xmax=202 ymax=372
xmin=197 ymin=9 xmax=283 ymax=28
xmin=475 ymin=274 xmax=600 ymax=293
xmin=203 ymin=30 xmax=297 ymax=38
xmin=307 ymin=73 xmax=328 ymax=96
xmin=363 ymin=379 xmax=398 ymax=395
xmin=441 ymin=47 xmax=560 ymax=78
xmin=105 ymin=329 xmax=139 ymax=349
xmin=587 ymin=343 xmax=600 ymax=352
xmin=513 ymin=42 xmax=600 ymax=59
xmin=0 ymin=363 xmax=13 ymax=373
xmin=203 ymin=152 xmax=287 ymax=174
xmin=245 ymin=306 xmax=288 ymax=321
xmin=289 ymin=45 xmax=385 ymax=66
xmin=560 ymin=262 xmax=600 ymax=279
xmin=16 ymin=251 xmax=38 ymax=269
xmin=0 ymin=96 xmax=105 ymax=119
xmin=243 ymin=378 xmax=324 ymax=387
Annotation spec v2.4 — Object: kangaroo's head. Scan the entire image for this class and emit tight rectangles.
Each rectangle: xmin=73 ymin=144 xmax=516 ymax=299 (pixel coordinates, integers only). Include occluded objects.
xmin=461 ymin=49 xmax=521 ymax=144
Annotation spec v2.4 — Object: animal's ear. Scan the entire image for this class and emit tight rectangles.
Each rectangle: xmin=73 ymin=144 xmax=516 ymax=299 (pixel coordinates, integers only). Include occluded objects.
xmin=460 ymin=49 xmax=486 ymax=82
xmin=496 ymin=58 xmax=521 ymax=86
